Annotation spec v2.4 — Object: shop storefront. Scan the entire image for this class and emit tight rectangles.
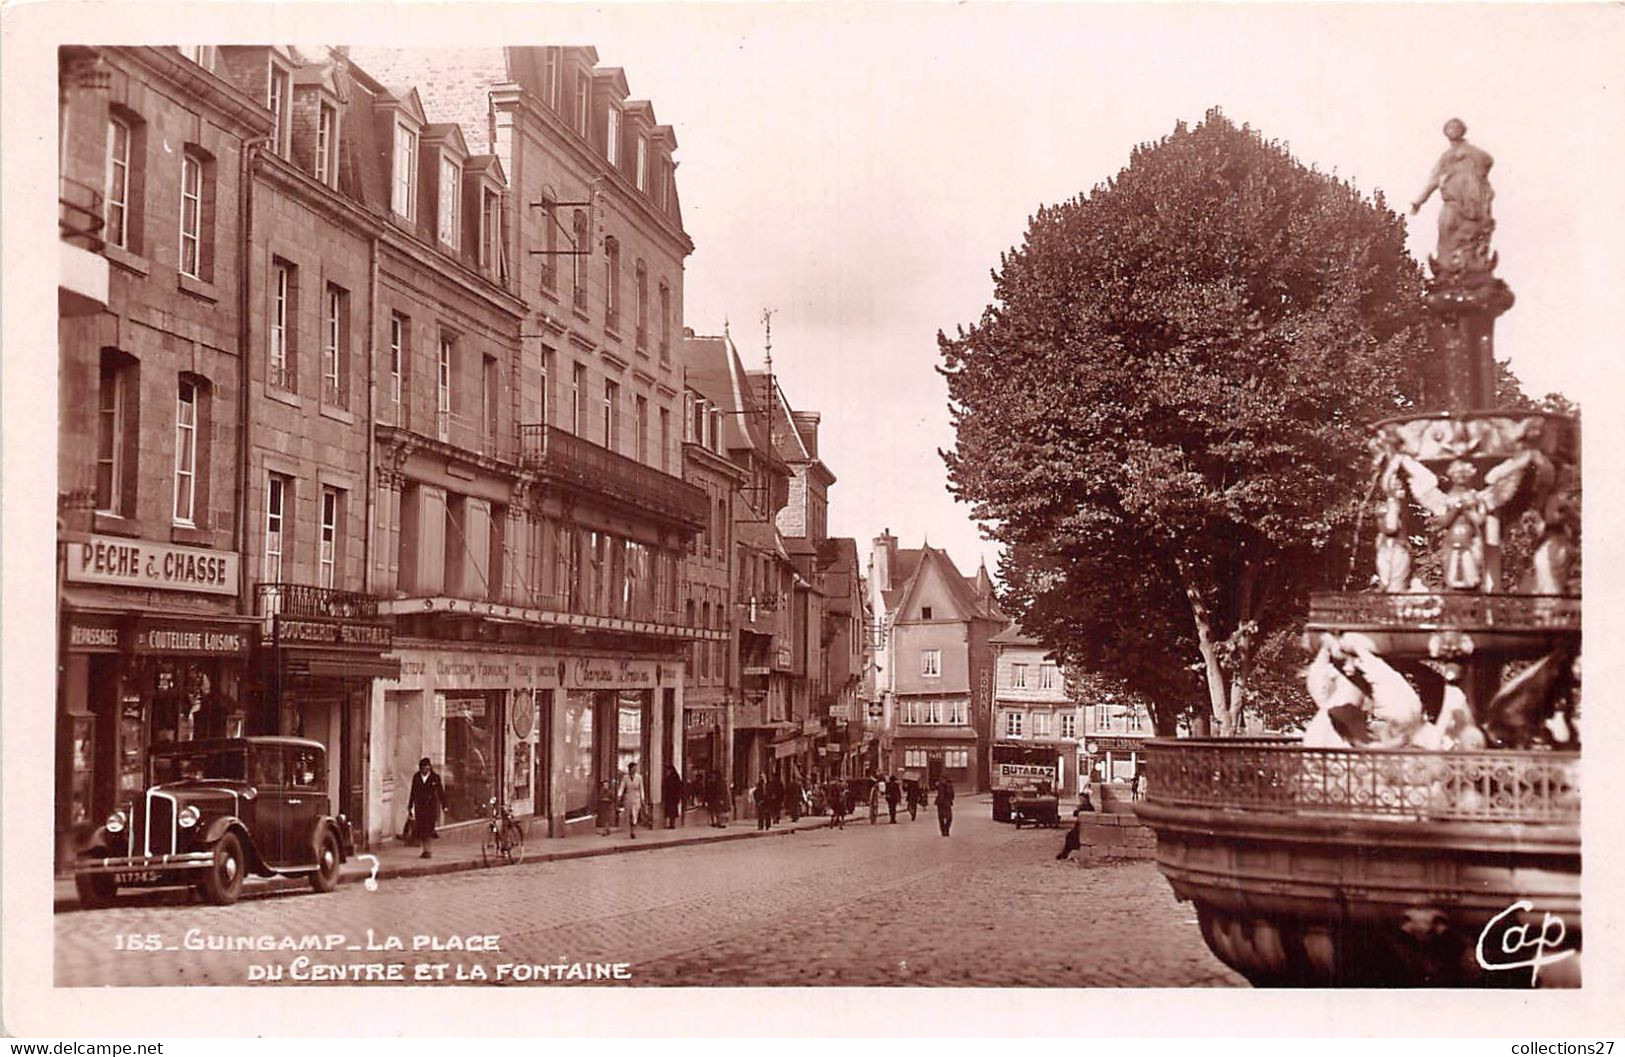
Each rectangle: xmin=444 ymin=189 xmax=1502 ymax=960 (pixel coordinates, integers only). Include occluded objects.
xmin=257 ymin=608 xmax=398 ymax=841
xmin=1084 ymin=735 xmax=1148 ymax=784
xmin=57 ymin=537 xmax=252 ymax=858
xmin=377 ymin=646 xmax=675 ymax=842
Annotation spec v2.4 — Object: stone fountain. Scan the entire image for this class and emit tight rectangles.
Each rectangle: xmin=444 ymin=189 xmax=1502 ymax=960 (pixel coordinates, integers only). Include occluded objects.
xmin=1136 ymin=120 xmax=1581 ymax=987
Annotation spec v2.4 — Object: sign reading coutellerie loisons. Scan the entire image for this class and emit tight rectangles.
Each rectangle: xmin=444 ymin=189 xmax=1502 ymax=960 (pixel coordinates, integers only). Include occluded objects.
xmin=66 ymin=535 xmax=238 ymax=596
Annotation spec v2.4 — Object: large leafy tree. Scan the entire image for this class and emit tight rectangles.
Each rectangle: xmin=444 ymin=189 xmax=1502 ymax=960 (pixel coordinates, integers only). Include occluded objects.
xmin=941 ymin=109 xmax=1429 ymax=735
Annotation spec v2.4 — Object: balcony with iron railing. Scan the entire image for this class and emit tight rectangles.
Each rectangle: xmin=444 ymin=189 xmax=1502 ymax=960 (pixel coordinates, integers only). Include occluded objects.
xmin=256 ymin=582 xmax=381 ymax=618
xmin=518 ymin=423 xmax=708 ymax=528
xmin=59 ymin=174 xmax=109 ymax=316
xmin=321 ymin=376 xmax=349 ymax=411
xmin=268 ymin=360 xmax=297 ymax=394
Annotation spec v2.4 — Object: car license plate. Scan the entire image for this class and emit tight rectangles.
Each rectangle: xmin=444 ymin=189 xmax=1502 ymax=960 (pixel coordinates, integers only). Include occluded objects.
xmin=115 ymin=870 xmax=160 ymax=884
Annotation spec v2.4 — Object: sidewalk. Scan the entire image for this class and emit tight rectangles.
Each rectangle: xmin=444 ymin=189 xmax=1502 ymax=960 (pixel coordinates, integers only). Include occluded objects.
xmin=54 ymin=811 xmax=834 ymax=913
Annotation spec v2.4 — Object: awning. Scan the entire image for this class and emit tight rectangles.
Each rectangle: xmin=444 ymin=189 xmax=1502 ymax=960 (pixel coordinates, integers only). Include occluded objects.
xmin=773 ymin=737 xmax=807 ymax=759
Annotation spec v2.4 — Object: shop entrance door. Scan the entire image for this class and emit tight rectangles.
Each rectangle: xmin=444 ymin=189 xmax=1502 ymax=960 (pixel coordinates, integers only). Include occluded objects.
xmin=533 ymin=690 xmax=552 ymax=828
xmin=927 ymin=754 xmax=944 ymax=786
xmin=340 ymin=685 xmax=369 ymax=841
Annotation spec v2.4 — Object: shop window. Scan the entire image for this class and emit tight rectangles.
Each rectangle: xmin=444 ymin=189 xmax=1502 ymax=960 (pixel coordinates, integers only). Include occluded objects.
xmin=178 ymin=147 xmax=215 ymax=281
xmin=562 ymin=690 xmax=595 ymax=819
xmin=96 ymin=349 xmax=138 ymax=515
xmin=269 ymin=258 xmax=297 ymax=391
xmin=442 ymin=694 xmax=496 ymax=823
xmin=945 ymin=749 xmax=969 ymax=770
xmin=322 ymin=283 xmax=349 ymax=409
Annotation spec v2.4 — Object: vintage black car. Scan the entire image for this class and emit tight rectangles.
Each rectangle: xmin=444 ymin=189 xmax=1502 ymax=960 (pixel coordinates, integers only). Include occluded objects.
xmin=73 ymin=736 xmax=354 ymax=906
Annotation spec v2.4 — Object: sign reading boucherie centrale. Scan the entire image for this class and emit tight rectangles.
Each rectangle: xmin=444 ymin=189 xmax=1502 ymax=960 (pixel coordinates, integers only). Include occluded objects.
xmin=66 ymin=535 xmax=238 ymax=596
xmin=273 ymin=616 xmax=393 ymax=650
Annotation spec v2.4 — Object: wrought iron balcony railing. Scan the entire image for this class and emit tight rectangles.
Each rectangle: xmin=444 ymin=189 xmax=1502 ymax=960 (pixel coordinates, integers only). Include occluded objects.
xmin=1142 ymin=737 xmax=1579 ymax=825
xmin=257 ymin=582 xmax=380 ymax=618
xmin=59 ymin=174 xmax=105 ymax=251
xmin=321 ymin=376 xmax=349 ymax=411
xmin=517 ymin=423 xmax=708 ymax=527
xmin=268 ymin=360 xmax=297 ymax=394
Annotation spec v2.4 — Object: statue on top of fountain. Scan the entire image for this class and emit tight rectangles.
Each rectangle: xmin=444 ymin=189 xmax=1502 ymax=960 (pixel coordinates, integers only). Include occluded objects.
xmin=1412 ymin=118 xmax=1497 ymax=276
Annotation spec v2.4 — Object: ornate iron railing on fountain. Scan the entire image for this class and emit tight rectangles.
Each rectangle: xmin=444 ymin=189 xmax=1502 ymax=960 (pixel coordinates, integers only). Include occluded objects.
xmin=1144 ymin=736 xmax=1578 ymax=824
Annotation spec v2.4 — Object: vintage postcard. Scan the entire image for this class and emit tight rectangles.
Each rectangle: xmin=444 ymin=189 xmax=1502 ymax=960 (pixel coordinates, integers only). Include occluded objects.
xmin=4 ymin=0 xmax=1624 ymax=1040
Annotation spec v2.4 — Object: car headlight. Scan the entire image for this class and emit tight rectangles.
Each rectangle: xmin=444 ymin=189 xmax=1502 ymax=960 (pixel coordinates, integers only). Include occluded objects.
xmin=104 ymin=810 xmax=127 ymax=834
xmin=177 ymin=805 xmax=201 ymax=829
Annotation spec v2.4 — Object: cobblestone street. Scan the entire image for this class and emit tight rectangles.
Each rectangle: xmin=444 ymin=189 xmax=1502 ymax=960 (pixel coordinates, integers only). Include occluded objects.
xmin=55 ymin=799 xmax=1242 ymax=988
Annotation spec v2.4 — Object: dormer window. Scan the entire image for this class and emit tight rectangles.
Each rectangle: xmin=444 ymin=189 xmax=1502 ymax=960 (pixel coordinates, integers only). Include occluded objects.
xmin=176 ymin=46 xmax=215 ymax=69
xmin=479 ymin=186 xmax=503 ymax=279
xmin=636 ymin=137 xmax=648 ymax=192
xmin=574 ymin=70 xmax=590 ymax=136
xmin=392 ymin=121 xmax=417 ymax=220
xmin=542 ymin=49 xmax=561 ymax=111
xmin=315 ymin=102 xmax=338 ymax=187
xmin=267 ymin=64 xmax=291 ymax=157
xmin=438 ymin=155 xmax=461 ymax=248
xmin=606 ymin=104 xmax=621 ymax=167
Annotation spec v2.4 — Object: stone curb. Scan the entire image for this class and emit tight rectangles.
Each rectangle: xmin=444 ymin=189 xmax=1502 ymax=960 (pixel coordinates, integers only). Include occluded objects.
xmin=55 ymin=817 xmax=835 ymax=913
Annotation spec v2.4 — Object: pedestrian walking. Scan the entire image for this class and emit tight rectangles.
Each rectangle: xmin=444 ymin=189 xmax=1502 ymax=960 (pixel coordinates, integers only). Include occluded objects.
xmin=621 ymin=762 xmax=647 ymax=839
xmin=406 ymin=757 xmax=448 ymax=859
xmin=906 ymin=781 xmax=921 ymax=821
xmin=885 ymin=774 xmax=901 ymax=823
xmin=827 ymin=779 xmax=846 ymax=829
xmin=752 ymin=774 xmax=770 ymax=831
xmin=662 ymin=764 xmax=683 ymax=829
xmin=786 ymin=772 xmax=802 ymax=822
xmin=766 ymin=772 xmax=785 ymax=827
xmin=595 ymin=778 xmax=616 ymax=836
xmin=707 ymin=770 xmax=729 ymax=827
xmin=935 ymin=776 xmax=956 ymax=836
xmin=1056 ymin=805 xmax=1086 ymax=860
xmin=1130 ymin=770 xmax=1143 ymax=801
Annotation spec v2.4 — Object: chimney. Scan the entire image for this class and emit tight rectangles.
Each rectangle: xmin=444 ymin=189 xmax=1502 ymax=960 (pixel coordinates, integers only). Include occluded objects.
xmin=871 ymin=528 xmax=897 ymax=592
xmin=791 ymin=411 xmax=820 ymax=458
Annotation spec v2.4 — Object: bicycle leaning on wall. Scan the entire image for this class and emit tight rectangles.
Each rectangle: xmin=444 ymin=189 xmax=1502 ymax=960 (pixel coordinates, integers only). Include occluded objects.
xmin=482 ymin=796 xmax=526 ymax=867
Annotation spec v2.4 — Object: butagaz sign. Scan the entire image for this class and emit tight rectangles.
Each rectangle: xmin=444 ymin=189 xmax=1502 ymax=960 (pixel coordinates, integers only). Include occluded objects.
xmin=997 ymin=763 xmax=1057 ymax=781
xmin=274 ymin=616 xmax=393 ymax=651
xmin=66 ymin=535 xmax=238 ymax=596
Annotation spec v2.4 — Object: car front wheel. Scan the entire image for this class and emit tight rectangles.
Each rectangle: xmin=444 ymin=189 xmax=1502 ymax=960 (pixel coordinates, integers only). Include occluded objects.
xmin=310 ymin=829 xmax=341 ymax=893
xmin=74 ymin=873 xmax=117 ymax=908
xmin=200 ymin=832 xmax=245 ymax=905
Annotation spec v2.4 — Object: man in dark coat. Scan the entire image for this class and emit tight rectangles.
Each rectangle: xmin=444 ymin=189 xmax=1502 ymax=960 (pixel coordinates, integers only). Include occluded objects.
xmin=785 ymin=773 xmax=802 ymax=822
xmin=885 ymin=774 xmax=902 ymax=823
xmin=765 ymin=772 xmax=785 ymax=827
xmin=934 ymin=776 xmax=956 ymax=837
xmin=752 ymin=774 xmax=770 ymax=830
xmin=407 ymin=757 xmax=448 ymax=859
xmin=662 ymin=764 xmax=683 ymax=829
xmin=707 ymin=770 xmax=729 ymax=827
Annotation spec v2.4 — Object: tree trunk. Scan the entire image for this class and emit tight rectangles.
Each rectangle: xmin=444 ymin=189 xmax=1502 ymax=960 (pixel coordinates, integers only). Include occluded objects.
xmin=1176 ymin=559 xmax=1232 ymax=735
xmin=1222 ymin=560 xmax=1260 ymax=736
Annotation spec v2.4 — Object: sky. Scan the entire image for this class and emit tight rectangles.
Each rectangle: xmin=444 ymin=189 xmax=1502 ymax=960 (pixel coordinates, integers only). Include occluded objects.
xmin=17 ymin=3 xmax=1625 ymax=583
xmin=503 ymin=3 xmax=1623 ymax=582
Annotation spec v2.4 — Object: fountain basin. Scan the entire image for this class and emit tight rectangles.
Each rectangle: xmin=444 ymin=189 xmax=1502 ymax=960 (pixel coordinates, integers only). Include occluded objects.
xmin=1139 ymin=737 xmax=1580 ymax=987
